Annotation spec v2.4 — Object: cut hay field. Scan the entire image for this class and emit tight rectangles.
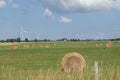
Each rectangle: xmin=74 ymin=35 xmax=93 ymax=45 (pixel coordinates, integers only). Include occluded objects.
xmin=0 ymin=41 xmax=120 ymax=80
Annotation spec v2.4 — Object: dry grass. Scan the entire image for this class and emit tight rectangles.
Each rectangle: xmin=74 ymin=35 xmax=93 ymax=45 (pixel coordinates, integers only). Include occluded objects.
xmin=0 ymin=64 xmax=119 ymax=80
xmin=0 ymin=65 xmax=85 ymax=80
xmin=61 ymin=52 xmax=86 ymax=72
xmin=0 ymin=42 xmax=19 ymax=46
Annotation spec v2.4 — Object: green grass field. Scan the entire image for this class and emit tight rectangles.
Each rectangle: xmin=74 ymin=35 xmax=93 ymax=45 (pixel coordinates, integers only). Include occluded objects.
xmin=0 ymin=41 xmax=120 ymax=80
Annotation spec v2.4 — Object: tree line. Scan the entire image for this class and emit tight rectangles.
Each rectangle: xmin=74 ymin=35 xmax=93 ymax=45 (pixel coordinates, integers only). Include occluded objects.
xmin=0 ymin=37 xmax=120 ymax=43
xmin=0 ymin=37 xmax=51 ymax=43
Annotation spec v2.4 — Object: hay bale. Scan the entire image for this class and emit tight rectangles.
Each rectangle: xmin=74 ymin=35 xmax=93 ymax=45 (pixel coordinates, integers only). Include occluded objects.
xmin=11 ymin=44 xmax=19 ymax=50
xmin=23 ymin=44 xmax=29 ymax=48
xmin=39 ymin=45 xmax=43 ymax=48
xmin=106 ymin=41 xmax=112 ymax=48
xmin=61 ymin=52 xmax=86 ymax=72
xmin=45 ymin=44 xmax=50 ymax=48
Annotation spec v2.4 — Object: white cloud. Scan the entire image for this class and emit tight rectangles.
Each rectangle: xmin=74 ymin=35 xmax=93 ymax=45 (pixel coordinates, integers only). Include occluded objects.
xmin=38 ymin=0 xmax=120 ymax=13
xmin=59 ymin=16 xmax=71 ymax=23
xmin=0 ymin=0 xmax=6 ymax=8
xmin=44 ymin=8 xmax=54 ymax=19
xmin=114 ymin=0 xmax=120 ymax=10
xmin=8 ymin=0 xmax=19 ymax=9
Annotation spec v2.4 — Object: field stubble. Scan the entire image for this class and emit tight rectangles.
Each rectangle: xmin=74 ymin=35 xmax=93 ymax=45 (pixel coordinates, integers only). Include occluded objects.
xmin=0 ymin=41 xmax=120 ymax=80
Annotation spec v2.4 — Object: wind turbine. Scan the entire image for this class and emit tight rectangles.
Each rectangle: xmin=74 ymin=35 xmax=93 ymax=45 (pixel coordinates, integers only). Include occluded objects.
xmin=20 ymin=26 xmax=28 ymax=40
xmin=37 ymin=34 xmax=41 ymax=40
xmin=76 ymin=33 xmax=85 ymax=40
xmin=76 ymin=33 xmax=80 ymax=39
xmin=100 ymin=33 xmax=104 ymax=40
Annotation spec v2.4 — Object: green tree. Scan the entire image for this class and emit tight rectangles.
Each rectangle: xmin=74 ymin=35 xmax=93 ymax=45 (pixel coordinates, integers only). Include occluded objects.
xmin=25 ymin=38 xmax=29 ymax=42
xmin=17 ymin=37 xmax=21 ymax=42
xmin=34 ymin=39 xmax=38 ymax=42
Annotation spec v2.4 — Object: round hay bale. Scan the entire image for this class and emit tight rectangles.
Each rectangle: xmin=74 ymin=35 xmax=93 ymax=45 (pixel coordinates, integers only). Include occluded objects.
xmin=106 ymin=41 xmax=112 ymax=48
xmin=23 ymin=44 xmax=29 ymax=48
xmin=11 ymin=44 xmax=19 ymax=50
xmin=39 ymin=45 xmax=43 ymax=48
xmin=45 ymin=44 xmax=50 ymax=48
xmin=61 ymin=52 xmax=86 ymax=72
xmin=32 ymin=44 xmax=35 ymax=48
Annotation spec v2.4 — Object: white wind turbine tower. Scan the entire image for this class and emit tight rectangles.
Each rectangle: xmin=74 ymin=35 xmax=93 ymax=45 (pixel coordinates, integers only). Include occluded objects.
xmin=99 ymin=32 xmax=104 ymax=40
xmin=76 ymin=33 xmax=80 ymax=39
xmin=20 ymin=26 xmax=28 ymax=41
xmin=37 ymin=34 xmax=41 ymax=40
xmin=76 ymin=34 xmax=84 ymax=40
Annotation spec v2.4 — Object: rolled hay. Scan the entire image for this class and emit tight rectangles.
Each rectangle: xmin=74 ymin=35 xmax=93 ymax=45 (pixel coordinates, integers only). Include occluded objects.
xmin=23 ymin=44 xmax=29 ymax=48
xmin=39 ymin=45 xmax=43 ymax=48
xmin=45 ymin=44 xmax=50 ymax=48
xmin=61 ymin=52 xmax=86 ymax=72
xmin=32 ymin=44 xmax=35 ymax=48
xmin=11 ymin=44 xmax=19 ymax=50
xmin=106 ymin=41 xmax=112 ymax=48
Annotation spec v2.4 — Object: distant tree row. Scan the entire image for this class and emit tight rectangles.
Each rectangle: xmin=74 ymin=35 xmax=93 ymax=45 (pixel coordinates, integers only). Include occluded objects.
xmin=0 ymin=37 xmax=28 ymax=43
xmin=111 ymin=38 xmax=120 ymax=41
xmin=54 ymin=38 xmax=120 ymax=41
xmin=0 ymin=37 xmax=51 ymax=43
xmin=0 ymin=37 xmax=120 ymax=43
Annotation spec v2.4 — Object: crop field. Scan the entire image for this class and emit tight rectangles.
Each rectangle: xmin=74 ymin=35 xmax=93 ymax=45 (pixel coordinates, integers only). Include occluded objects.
xmin=0 ymin=41 xmax=120 ymax=80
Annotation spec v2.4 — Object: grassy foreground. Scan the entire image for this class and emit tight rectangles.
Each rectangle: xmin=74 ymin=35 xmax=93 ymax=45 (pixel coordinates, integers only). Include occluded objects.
xmin=0 ymin=41 xmax=120 ymax=80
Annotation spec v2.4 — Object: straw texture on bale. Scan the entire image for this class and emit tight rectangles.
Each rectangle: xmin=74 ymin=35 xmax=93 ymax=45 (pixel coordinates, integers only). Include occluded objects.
xmin=11 ymin=44 xmax=19 ymax=50
xmin=106 ymin=41 xmax=112 ymax=48
xmin=61 ymin=52 xmax=86 ymax=72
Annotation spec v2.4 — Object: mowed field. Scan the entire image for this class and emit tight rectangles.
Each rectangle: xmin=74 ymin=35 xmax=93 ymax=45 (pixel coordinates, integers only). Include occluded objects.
xmin=0 ymin=41 xmax=120 ymax=80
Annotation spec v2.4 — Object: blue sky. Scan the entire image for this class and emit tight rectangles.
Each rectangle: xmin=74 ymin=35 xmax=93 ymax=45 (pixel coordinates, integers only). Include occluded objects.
xmin=0 ymin=0 xmax=120 ymax=40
